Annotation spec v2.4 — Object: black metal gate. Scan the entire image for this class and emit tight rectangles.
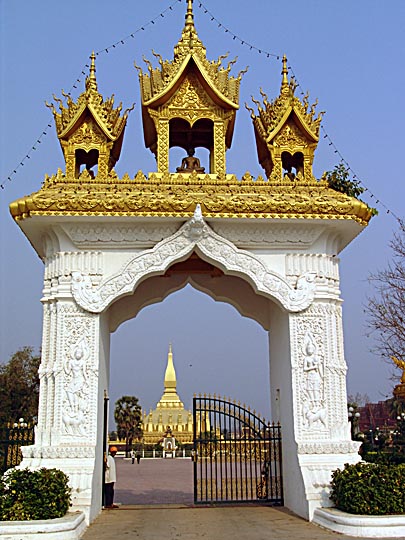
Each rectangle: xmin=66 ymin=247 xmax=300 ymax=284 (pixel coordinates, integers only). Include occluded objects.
xmin=0 ymin=423 xmax=35 ymax=474
xmin=193 ymin=395 xmax=283 ymax=505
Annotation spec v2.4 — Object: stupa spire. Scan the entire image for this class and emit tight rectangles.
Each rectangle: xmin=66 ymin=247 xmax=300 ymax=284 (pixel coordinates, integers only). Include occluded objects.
xmin=156 ymin=344 xmax=184 ymax=409
xmin=164 ymin=343 xmax=177 ymax=391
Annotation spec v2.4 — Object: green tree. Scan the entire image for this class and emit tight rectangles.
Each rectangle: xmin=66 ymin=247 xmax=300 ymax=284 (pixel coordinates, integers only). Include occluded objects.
xmin=114 ymin=396 xmax=143 ymax=456
xmin=0 ymin=347 xmax=40 ymax=425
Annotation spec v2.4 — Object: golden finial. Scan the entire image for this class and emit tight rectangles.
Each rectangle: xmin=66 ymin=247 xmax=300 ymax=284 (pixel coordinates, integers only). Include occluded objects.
xmin=185 ymin=0 xmax=194 ymax=27
xmin=86 ymin=51 xmax=98 ymax=93
xmin=281 ymin=54 xmax=289 ymax=92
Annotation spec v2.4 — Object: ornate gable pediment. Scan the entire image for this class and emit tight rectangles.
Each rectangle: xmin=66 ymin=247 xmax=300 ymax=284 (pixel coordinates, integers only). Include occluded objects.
xmin=68 ymin=118 xmax=106 ymax=149
xmin=166 ymin=73 xmax=222 ymax=124
xmin=274 ymin=121 xmax=310 ymax=150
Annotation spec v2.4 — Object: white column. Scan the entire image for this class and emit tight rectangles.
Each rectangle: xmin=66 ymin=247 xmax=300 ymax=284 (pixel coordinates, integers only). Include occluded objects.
xmin=292 ymin=301 xmax=360 ymax=519
xmin=21 ymin=299 xmax=106 ymax=523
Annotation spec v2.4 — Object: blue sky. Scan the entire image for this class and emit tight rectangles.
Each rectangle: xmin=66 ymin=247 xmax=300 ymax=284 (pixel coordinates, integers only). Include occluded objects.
xmin=1 ymin=0 xmax=404 ymax=422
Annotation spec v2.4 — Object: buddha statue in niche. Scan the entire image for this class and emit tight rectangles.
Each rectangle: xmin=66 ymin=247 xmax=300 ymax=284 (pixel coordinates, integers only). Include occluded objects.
xmin=176 ymin=147 xmax=205 ymax=173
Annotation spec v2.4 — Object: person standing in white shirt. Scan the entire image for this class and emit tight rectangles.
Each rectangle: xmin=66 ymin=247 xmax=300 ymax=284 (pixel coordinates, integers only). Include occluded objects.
xmin=104 ymin=446 xmax=118 ymax=508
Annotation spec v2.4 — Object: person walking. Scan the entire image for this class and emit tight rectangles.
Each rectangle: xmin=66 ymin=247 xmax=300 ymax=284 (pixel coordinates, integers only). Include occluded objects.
xmin=104 ymin=446 xmax=119 ymax=509
xmin=136 ymin=451 xmax=141 ymax=464
xmin=130 ymin=449 xmax=135 ymax=464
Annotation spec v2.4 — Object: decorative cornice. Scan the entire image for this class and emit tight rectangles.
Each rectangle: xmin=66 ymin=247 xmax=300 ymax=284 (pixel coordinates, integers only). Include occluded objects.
xmin=9 ymin=170 xmax=373 ymax=225
xmin=298 ymin=441 xmax=361 ymax=454
xmin=22 ymin=444 xmax=95 ymax=459
xmin=61 ymin=223 xmax=179 ymax=249
xmin=71 ymin=205 xmax=316 ymax=313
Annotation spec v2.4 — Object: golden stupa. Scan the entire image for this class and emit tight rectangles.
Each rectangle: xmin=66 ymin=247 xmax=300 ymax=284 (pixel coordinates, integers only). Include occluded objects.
xmin=142 ymin=345 xmax=194 ymax=445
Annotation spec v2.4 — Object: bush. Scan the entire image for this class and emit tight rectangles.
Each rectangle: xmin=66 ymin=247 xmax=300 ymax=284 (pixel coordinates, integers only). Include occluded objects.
xmin=324 ymin=163 xmax=365 ymax=199
xmin=0 ymin=468 xmax=71 ymax=521
xmin=330 ymin=462 xmax=405 ymax=515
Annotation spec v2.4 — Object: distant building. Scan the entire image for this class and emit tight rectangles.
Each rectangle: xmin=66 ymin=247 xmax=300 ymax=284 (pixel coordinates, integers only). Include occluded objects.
xmin=142 ymin=345 xmax=209 ymax=445
xmin=358 ymin=400 xmax=396 ymax=433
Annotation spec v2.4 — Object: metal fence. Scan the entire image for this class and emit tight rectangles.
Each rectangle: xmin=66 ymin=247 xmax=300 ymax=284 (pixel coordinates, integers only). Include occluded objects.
xmin=0 ymin=423 xmax=34 ymax=474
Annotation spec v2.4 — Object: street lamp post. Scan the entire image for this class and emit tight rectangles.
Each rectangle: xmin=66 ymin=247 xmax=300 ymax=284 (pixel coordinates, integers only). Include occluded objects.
xmin=348 ymin=406 xmax=361 ymax=440
xmin=13 ymin=418 xmax=28 ymax=429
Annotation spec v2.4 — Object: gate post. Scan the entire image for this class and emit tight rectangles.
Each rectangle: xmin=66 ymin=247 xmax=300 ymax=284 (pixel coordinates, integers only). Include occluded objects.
xmin=270 ymin=300 xmax=360 ymax=520
xmin=18 ymin=299 xmax=109 ymax=524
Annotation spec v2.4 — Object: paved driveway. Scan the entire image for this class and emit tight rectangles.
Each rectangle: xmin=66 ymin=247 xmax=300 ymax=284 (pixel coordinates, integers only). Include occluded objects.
xmin=114 ymin=456 xmax=193 ymax=505
xmin=81 ymin=458 xmax=398 ymax=540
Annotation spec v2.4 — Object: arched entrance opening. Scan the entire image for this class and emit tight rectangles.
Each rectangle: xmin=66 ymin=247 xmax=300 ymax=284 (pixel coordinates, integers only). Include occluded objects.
xmin=110 ymin=281 xmax=271 ymax=422
xmin=108 ymin=277 xmax=272 ymax=505
xmin=94 ymin=239 xmax=298 ymax=513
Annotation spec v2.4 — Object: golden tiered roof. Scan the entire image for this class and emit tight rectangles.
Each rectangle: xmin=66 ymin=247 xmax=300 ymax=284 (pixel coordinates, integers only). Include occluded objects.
xmin=136 ymin=0 xmax=246 ymax=174
xmin=246 ymin=55 xmax=324 ymax=181
xmin=47 ymin=53 xmax=130 ymax=142
xmin=137 ymin=1 xmax=243 ymax=108
xmin=9 ymin=0 xmax=374 ymax=227
xmin=45 ymin=52 xmax=133 ymax=178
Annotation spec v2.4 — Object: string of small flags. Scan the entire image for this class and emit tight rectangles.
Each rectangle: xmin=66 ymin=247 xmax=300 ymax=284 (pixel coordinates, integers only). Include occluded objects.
xmin=197 ymin=1 xmax=401 ymax=222
xmin=0 ymin=0 xmax=182 ymax=192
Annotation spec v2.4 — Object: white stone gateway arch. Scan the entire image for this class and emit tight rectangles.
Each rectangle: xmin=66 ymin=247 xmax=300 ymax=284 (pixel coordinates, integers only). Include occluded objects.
xmin=14 ymin=207 xmax=362 ymax=524
xmin=9 ymin=0 xmax=374 ymax=526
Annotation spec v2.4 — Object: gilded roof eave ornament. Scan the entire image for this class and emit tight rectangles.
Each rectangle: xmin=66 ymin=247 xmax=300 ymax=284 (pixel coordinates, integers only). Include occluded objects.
xmin=9 ymin=170 xmax=373 ymax=226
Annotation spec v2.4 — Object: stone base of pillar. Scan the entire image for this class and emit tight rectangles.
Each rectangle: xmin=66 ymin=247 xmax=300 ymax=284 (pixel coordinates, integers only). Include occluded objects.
xmin=296 ymin=444 xmax=362 ymax=520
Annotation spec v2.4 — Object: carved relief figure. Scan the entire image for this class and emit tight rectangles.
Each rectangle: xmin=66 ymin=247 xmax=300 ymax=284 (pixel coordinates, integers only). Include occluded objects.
xmin=301 ymin=331 xmax=326 ymax=428
xmin=63 ymin=336 xmax=90 ymax=436
xmin=176 ymin=147 xmax=205 ymax=173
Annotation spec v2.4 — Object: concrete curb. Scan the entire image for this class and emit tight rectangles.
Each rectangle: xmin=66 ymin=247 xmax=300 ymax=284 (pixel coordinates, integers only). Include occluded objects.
xmin=313 ymin=507 xmax=405 ymax=538
xmin=0 ymin=511 xmax=86 ymax=540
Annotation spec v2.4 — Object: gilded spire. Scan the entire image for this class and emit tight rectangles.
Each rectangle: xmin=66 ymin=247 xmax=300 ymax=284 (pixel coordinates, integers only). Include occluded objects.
xmin=156 ymin=344 xmax=184 ymax=409
xmin=86 ymin=51 xmax=98 ymax=93
xmin=185 ymin=0 xmax=194 ymax=28
xmin=164 ymin=343 xmax=177 ymax=391
xmin=281 ymin=54 xmax=289 ymax=94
